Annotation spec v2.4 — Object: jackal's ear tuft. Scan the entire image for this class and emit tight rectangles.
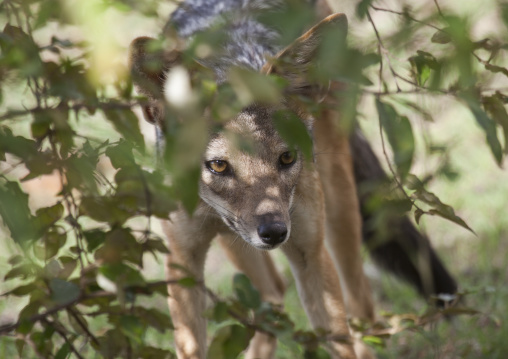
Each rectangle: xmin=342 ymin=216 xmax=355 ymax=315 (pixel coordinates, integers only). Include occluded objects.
xmin=129 ymin=36 xmax=182 ymax=124
xmin=262 ymin=13 xmax=348 ymax=97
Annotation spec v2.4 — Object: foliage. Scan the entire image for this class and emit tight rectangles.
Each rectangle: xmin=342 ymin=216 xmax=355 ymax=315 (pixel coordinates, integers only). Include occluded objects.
xmin=0 ymin=0 xmax=507 ymax=358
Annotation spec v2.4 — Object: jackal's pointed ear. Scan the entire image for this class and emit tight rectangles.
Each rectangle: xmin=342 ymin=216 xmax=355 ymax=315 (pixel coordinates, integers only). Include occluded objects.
xmin=129 ymin=36 xmax=182 ymax=124
xmin=262 ymin=13 xmax=348 ymax=96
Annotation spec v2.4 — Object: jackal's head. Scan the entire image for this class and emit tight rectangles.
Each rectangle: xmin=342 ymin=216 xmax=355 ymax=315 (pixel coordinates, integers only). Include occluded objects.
xmin=130 ymin=14 xmax=347 ymax=249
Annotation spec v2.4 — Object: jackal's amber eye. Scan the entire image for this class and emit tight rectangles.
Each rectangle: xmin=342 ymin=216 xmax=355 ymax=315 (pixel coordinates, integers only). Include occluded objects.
xmin=207 ymin=160 xmax=229 ymax=174
xmin=279 ymin=151 xmax=296 ymax=167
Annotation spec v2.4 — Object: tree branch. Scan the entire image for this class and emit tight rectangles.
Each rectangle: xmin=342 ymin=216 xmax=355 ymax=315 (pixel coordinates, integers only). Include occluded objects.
xmin=366 ymin=10 xmax=402 ymax=92
xmin=0 ymin=279 xmax=182 ymax=335
xmin=41 ymin=318 xmax=85 ymax=359
xmin=0 ymin=100 xmax=149 ymax=122
xmin=67 ymin=308 xmax=100 ymax=347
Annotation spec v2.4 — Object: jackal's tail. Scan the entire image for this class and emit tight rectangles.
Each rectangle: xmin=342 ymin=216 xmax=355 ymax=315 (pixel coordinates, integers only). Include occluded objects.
xmin=350 ymin=130 xmax=458 ymax=305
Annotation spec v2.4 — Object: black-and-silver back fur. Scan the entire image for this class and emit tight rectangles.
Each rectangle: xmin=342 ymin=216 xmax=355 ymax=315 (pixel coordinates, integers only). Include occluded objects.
xmin=166 ymin=0 xmax=316 ymax=81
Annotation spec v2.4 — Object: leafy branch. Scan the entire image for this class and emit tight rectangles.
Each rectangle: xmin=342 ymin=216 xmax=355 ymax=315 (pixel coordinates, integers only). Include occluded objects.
xmin=0 ymin=279 xmax=180 ymax=335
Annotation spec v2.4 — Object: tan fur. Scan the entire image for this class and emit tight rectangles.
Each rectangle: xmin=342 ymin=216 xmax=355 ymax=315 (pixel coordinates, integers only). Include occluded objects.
xmin=131 ymin=10 xmax=376 ymax=359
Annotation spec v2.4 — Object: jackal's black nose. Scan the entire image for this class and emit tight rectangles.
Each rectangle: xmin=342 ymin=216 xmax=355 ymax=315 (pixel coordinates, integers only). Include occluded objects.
xmin=257 ymin=222 xmax=288 ymax=246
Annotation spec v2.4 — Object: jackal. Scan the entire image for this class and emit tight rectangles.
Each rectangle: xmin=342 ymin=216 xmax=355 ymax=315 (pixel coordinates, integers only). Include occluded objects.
xmin=129 ymin=1 xmax=457 ymax=358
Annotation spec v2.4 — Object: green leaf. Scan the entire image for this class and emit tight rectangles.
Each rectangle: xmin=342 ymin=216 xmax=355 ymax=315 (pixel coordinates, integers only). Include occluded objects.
xmin=99 ymin=263 xmax=146 ymax=287
xmin=362 ymin=335 xmax=385 ymax=348
xmin=31 ymin=111 xmax=52 ymax=140
xmin=22 ymin=153 xmax=55 ymax=181
xmin=54 ymin=343 xmax=71 ymax=359
xmin=7 ymin=254 xmax=24 ymax=265
xmin=427 ymin=208 xmax=475 ymax=233
xmin=173 ymin=165 xmax=201 ymax=214
xmin=105 ymin=140 xmax=135 ymax=169
xmin=229 ymin=68 xmax=283 ymax=105
xmin=49 ymin=278 xmax=80 ymax=304
xmin=207 ymin=324 xmax=254 ymax=359
xmin=502 ymin=3 xmax=508 ymax=29
xmin=0 ymin=180 xmax=37 ymax=244
xmin=16 ymin=300 xmax=41 ymax=334
xmin=34 ymin=0 xmax=69 ymax=29
xmin=414 ymin=208 xmax=424 ymax=225
xmin=133 ymin=307 xmax=173 ymax=333
xmin=375 ymin=99 xmax=415 ymax=180
xmin=10 ymin=283 xmax=38 ymax=296
xmin=33 ymin=107 xmax=74 ymax=157
xmin=409 ymin=51 xmax=438 ymax=87
xmin=233 ymin=273 xmax=261 ymax=310
xmin=136 ymin=346 xmax=176 ymax=359
xmin=142 ymin=238 xmax=170 ymax=255
xmin=83 ymin=229 xmax=107 ymax=251
xmin=272 ymin=110 xmax=313 ymax=162
xmin=64 ymin=152 xmax=99 ymax=192
xmin=80 ymin=196 xmax=132 ymax=225
xmin=356 ymin=0 xmax=374 ymax=19
xmin=119 ymin=315 xmax=144 ymax=344
xmin=465 ymin=99 xmax=503 ymax=165
xmin=33 ymin=203 xmax=65 ymax=235
xmin=33 ymin=228 xmax=67 ymax=260
xmin=407 ymin=175 xmax=474 ymax=233
xmin=4 ymin=263 xmax=38 ymax=281
xmin=2 ymin=25 xmax=43 ymax=76
xmin=0 ymin=126 xmax=38 ymax=160
xmin=484 ymin=64 xmax=508 ymax=79
xmin=32 ymin=328 xmax=55 ymax=357
xmin=104 ymin=109 xmax=145 ymax=149
xmin=98 ymin=329 xmax=128 ymax=359
xmin=94 ymin=228 xmax=143 ymax=266
xmin=209 ymin=301 xmax=230 ymax=323
xmin=293 ymin=330 xmax=318 ymax=350
xmin=431 ymin=29 xmax=452 ymax=44
xmin=59 ymin=256 xmax=78 ymax=279
xmin=483 ymin=95 xmax=508 ymax=154
xmin=256 ymin=304 xmax=294 ymax=336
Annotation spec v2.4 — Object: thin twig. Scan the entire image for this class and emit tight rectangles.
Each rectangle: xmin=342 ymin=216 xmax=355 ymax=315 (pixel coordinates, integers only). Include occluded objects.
xmin=371 ymin=6 xmax=442 ymax=31
xmin=48 ymin=133 xmax=87 ymax=272
xmin=41 ymin=318 xmax=85 ymax=359
xmin=366 ymin=10 xmax=402 ymax=92
xmin=370 ymin=4 xmax=506 ymax=76
xmin=0 ymin=279 xmax=182 ymax=334
xmin=433 ymin=0 xmax=444 ymax=18
xmin=67 ymin=308 xmax=100 ymax=346
xmin=0 ymin=100 xmax=149 ymax=122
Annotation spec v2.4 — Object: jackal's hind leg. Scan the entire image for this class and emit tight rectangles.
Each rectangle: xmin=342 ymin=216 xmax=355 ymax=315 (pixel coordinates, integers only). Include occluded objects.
xmin=218 ymin=234 xmax=285 ymax=359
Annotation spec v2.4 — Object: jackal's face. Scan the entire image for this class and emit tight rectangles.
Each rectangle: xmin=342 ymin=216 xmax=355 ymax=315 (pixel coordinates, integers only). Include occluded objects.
xmin=130 ymin=13 xmax=348 ymax=249
xmin=200 ymin=105 xmax=304 ymax=249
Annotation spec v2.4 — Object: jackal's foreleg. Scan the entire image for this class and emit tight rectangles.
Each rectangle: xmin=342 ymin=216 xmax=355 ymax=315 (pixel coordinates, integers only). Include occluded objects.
xmin=162 ymin=211 xmax=215 ymax=359
xmin=285 ymin=170 xmax=357 ymax=359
